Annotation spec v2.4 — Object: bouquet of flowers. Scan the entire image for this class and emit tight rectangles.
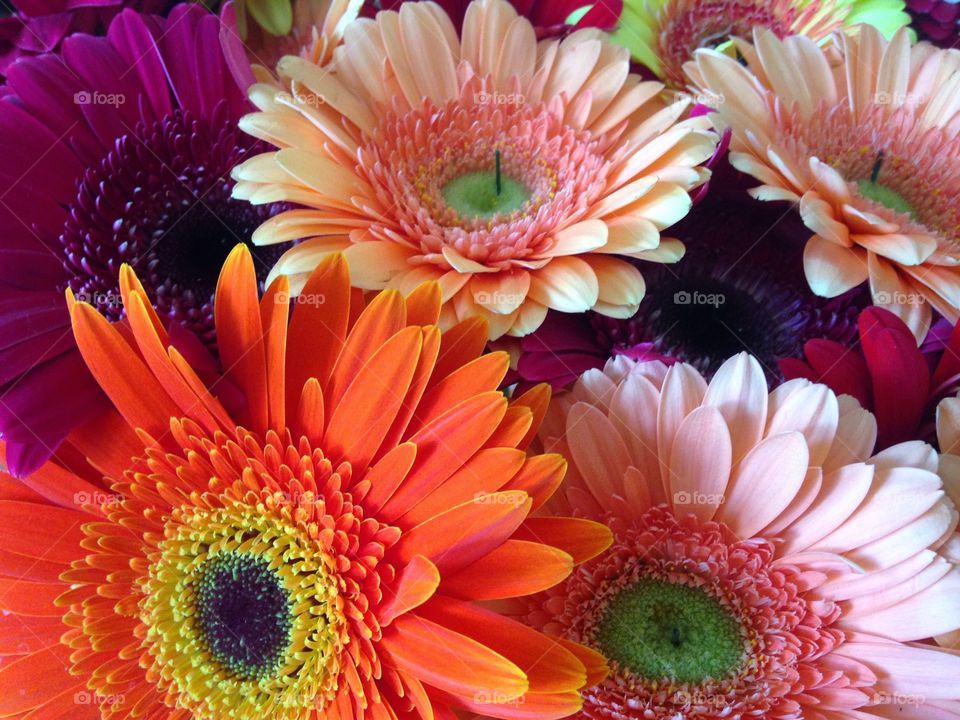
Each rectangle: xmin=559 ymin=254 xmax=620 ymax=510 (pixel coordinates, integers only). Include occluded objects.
xmin=0 ymin=0 xmax=957 ymax=718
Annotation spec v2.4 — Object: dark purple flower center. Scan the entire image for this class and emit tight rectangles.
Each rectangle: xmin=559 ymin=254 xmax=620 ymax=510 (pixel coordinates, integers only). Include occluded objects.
xmin=591 ymin=252 xmax=865 ymax=381
xmin=59 ymin=102 xmax=287 ymax=347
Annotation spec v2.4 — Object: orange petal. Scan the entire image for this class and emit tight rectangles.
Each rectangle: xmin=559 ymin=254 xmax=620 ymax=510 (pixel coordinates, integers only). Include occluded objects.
xmin=377 ymin=326 xmax=441 ymax=454
xmin=381 ymin=392 xmax=508 ymax=519
xmin=418 ymin=596 xmax=586 ymax=694
xmin=509 ymin=384 xmax=551 ymax=450
xmin=292 ymin=378 xmax=324 ymax=447
xmin=554 ymin=638 xmax=609 ymax=688
xmin=0 ymin=501 xmax=85 ymax=563
xmin=362 ymin=442 xmax=418 ymax=513
xmin=405 ymin=281 xmax=442 ymax=326
xmin=326 ymin=289 xmax=407 ymax=411
xmin=118 ymin=264 xmax=166 ymax=343
xmin=215 ymin=245 xmax=268 ymax=431
xmin=260 ymin=275 xmax=290 ymax=434
xmin=381 ymin=614 xmax=528 ymax=700
xmin=484 ymin=406 xmax=534 ymax=449
xmin=431 ymin=316 xmax=488 ymax=383
xmin=411 ymin=352 xmax=510 ymax=434
xmin=69 ymin=301 xmax=179 ymax=439
xmin=399 ymin=447 xmax=527 ymax=526
xmin=324 ymin=327 xmax=423 ymax=473
xmin=514 ymin=518 xmax=613 ymax=564
xmin=286 ymin=254 xmax=352 ymax=411
xmin=442 ymin=540 xmax=573 ymax=600
xmin=379 ymin=555 xmax=440 ymax=625
xmin=501 ymin=454 xmax=567 ymax=512
xmin=398 ymin=491 xmax=532 ymax=573
xmin=0 ymin=645 xmax=80 ymax=715
xmin=124 ymin=291 xmax=220 ymax=435
xmin=0 ymin=579 xmax=64 ymax=616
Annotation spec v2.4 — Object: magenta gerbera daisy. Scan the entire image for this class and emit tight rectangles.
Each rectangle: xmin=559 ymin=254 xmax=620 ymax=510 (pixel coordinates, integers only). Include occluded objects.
xmin=0 ymin=4 xmax=288 ymax=476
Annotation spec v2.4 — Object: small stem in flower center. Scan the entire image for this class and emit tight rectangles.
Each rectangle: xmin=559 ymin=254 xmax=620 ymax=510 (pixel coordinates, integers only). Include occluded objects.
xmin=871 ymin=151 xmax=885 ymax=183
xmin=671 ymin=626 xmax=683 ymax=647
xmin=495 ymin=149 xmax=502 ymax=196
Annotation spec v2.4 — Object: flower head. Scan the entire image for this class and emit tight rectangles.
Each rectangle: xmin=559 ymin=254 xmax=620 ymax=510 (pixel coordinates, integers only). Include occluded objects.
xmin=693 ymin=26 xmax=960 ymax=341
xmin=0 ymin=247 xmax=611 ymax=720
xmin=234 ymin=0 xmax=718 ymax=341
xmin=525 ymin=353 xmax=960 ymax=718
xmin=613 ymin=0 xmax=909 ymax=90
xmin=0 ymin=5 xmax=290 ymax=476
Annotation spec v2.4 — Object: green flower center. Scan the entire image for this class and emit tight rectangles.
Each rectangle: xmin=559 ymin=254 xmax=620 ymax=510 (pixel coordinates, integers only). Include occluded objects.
xmin=856 ymin=179 xmax=916 ymax=219
xmin=195 ymin=552 xmax=293 ymax=680
xmin=442 ymin=157 xmax=530 ymax=219
xmin=594 ymin=579 xmax=745 ymax=683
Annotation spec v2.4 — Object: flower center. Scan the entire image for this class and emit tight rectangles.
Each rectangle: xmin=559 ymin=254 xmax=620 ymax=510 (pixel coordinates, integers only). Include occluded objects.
xmin=60 ymin=103 xmax=289 ymax=347
xmin=594 ymin=579 xmax=745 ymax=683
xmin=654 ymin=0 xmax=798 ymax=87
xmin=590 ymin=221 xmax=864 ymax=379
xmin=357 ymin=77 xmax=614 ymax=269
xmin=788 ymin=103 xmax=960 ymax=250
xmin=194 ymin=552 xmax=293 ymax=680
xmin=441 ymin=152 xmax=531 ymax=219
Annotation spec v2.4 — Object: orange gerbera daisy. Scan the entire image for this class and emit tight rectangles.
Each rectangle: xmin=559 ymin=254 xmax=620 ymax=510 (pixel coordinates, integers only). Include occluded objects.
xmin=524 ymin=353 xmax=960 ymax=719
xmin=0 ymin=246 xmax=612 ymax=720
xmin=232 ymin=0 xmax=718 ymax=340
xmin=691 ymin=26 xmax=960 ymax=341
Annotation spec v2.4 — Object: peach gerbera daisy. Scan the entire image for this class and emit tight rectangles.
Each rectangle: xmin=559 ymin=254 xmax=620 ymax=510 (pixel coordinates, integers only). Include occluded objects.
xmin=232 ymin=0 xmax=718 ymax=340
xmin=524 ymin=353 xmax=960 ymax=719
xmin=691 ymin=26 xmax=960 ymax=341
xmin=613 ymin=0 xmax=909 ymax=90
xmin=934 ymin=392 xmax=960 ymax=651
xmin=0 ymin=246 xmax=612 ymax=720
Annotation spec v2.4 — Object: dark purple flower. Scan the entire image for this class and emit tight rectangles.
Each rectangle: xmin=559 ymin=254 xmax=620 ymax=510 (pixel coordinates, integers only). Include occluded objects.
xmin=0 ymin=5 xmax=287 ymax=476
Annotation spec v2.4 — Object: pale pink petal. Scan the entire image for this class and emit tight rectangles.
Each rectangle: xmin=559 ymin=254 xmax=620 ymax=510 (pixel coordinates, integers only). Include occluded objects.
xmin=668 ymin=406 xmax=732 ymax=521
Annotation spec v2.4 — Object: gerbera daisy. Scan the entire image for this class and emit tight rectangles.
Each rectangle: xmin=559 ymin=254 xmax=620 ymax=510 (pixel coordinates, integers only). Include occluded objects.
xmin=692 ymin=26 xmax=960 ymax=342
xmin=523 ymin=352 xmax=960 ymax=719
xmin=783 ymin=306 xmax=960 ymax=449
xmin=233 ymin=0 xmax=718 ymax=341
xmin=359 ymin=0 xmax=623 ymax=37
xmin=0 ymin=4 xmax=290 ymax=476
xmin=513 ymin=168 xmax=865 ymax=389
xmin=612 ymin=0 xmax=909 ymax=90
xmin=0 ymin=247 xmax=611 ymax=719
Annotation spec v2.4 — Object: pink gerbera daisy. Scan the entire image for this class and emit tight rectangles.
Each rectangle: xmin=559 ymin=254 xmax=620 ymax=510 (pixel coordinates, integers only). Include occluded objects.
xmin=233 ymin=0 xmax=718 ymax=340
xmin=692 ymin=26 xmax=960 ymax=341
xmin=524 ymin=353 xmax=960 ymax=719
